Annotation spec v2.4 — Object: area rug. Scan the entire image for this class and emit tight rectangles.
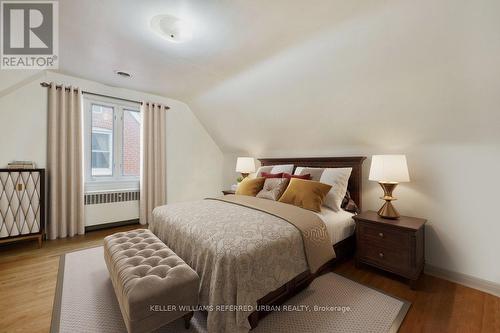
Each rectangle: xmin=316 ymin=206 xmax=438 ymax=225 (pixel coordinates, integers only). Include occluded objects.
xmin=51 ymin=246 xmax=410 ymax=333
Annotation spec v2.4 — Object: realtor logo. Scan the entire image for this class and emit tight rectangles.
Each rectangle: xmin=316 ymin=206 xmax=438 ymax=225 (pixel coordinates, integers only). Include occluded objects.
xmin=1 ymin=1 xmax=58 ymax=69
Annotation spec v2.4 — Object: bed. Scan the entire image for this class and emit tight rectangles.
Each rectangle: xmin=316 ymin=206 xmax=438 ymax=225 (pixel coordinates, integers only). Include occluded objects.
xmin=316 ymin=207 xmax=356 ymax=245
xmin=149 ymin=157 xmax=366 ymax=333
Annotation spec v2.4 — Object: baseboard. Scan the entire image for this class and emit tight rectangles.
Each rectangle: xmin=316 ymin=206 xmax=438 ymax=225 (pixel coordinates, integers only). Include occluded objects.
xmin=85 ymin=219 xmax=140 ymax=232
xmin=425 ymin=264 xmax=500 ymax=297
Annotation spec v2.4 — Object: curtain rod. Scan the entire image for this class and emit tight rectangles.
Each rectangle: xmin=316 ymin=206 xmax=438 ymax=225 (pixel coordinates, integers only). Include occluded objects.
xmin=39 ymin=82 xmax=170 ymax=109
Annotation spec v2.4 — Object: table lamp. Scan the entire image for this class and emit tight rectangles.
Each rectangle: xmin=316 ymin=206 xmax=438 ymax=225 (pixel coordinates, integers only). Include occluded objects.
xmin=369 ymin=155 xmax=410 ymax=219
xmin=235 ymin=157 xmax=256 ymax=179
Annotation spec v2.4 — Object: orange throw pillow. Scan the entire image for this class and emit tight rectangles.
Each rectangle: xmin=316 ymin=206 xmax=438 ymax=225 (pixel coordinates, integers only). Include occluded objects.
xmin=236 ymin=177 xmax=266 ymax=196
xmin=278 ymin=178 xmax=332 ymax=212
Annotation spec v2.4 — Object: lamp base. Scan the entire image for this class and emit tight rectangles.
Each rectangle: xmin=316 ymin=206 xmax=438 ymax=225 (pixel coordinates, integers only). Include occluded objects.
xmin=377 ymin=182 xmax=400 ymax=219
xmin=377 ymin=201 xmax=400 ymax=219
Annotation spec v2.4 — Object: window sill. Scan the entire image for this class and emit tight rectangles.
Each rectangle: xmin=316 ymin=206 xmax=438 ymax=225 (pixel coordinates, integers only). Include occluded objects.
xmin=85 ymin=179 xmax=139 ymax=193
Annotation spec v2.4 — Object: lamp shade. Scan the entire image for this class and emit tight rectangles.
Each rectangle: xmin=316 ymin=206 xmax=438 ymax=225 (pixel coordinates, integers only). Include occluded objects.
xmin=235 ymin=157 xmax=256 ymax=173
xmin=369 ymin=155 xmax=410 ymax=183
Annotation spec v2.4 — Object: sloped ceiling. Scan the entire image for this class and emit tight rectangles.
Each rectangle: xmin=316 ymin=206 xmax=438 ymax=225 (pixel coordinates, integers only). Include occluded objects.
xmin=52 ymin=0 xmax=500 ymax=153
xmin=58 ymin=0 xmax=371 ymax=99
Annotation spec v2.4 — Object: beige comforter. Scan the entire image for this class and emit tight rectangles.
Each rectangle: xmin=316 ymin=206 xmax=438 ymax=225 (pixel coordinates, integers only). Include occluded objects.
xmin=150 ymin=195 xmax=334 ymax=333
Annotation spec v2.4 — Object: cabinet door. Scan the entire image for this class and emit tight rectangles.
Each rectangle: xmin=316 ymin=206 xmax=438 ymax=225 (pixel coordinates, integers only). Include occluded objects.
xmin=20 ymin=171 xmax=41 ymax=234
xmin=0 ymin=171 xmax=17 ymax=237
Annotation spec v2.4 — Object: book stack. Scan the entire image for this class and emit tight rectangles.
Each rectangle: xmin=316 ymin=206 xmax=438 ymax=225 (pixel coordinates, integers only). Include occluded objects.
xmin=7 ymin=161 xmax=37 ymax=169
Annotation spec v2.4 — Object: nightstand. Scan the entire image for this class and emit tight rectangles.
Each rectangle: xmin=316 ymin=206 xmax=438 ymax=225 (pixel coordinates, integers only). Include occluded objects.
xmin=222 ymin=190 xmax=236 ymax=195
xmin=353 ymin=211 xmax=426 ymax=289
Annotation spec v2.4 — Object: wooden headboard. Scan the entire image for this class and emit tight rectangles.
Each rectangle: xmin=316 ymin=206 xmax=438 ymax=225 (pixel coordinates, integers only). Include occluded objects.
xmin=258 ymin=157 xmax=367 ymax=210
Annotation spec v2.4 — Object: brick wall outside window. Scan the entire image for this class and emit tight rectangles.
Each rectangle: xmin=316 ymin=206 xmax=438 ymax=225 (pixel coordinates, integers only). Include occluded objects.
xmin=92 ymin=106 xmax=113 ymax=131
xmin=123 ymin=111 xmax=140 ymax=176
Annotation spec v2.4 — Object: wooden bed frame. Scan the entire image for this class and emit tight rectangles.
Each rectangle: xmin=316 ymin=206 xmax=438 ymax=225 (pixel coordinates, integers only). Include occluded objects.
xmin=248 ymin=156 xmax=366 ymax=329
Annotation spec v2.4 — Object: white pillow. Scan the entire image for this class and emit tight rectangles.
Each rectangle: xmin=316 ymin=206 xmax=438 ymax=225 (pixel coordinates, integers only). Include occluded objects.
xmin=271 ymin=164 xmax=294 ymax=174
xmin=294 ymin=167 xmax=324 ymax=181
xmin=254 ymin=166 xmax=273 ymax=177
xmin=320 ymin=168 xmax=352 ymax=211
xmin=255 ymin=164 xmax=294 ymax=177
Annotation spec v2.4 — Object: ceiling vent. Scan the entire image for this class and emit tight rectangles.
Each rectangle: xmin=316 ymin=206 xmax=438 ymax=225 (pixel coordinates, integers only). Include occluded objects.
xmin=115 ymin=70 xmax=131 ymax=78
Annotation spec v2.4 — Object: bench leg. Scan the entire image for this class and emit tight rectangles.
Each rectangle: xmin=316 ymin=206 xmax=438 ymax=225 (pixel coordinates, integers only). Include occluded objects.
xmin=183 ymin=312 xmax=194 ymax=329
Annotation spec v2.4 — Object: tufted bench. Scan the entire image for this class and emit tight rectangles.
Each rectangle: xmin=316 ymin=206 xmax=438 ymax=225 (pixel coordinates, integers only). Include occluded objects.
xmin=104 ymin=229 xmax=200 ymax=333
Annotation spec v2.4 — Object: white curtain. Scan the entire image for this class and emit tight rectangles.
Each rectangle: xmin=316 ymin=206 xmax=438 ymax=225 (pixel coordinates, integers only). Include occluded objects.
xmin=47 ymin=83 xmax=84 ymax=239
xmin=140 ymin=102 xmax=167 ymax=225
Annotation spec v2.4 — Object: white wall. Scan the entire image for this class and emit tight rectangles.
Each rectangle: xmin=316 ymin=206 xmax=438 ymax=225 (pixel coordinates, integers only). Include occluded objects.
xmin=166 ymin=98 xmax=224 ymax=202
xmin=1 ymin=78 xmax=48 ymax=168
xmin=0 ymin=71 xmax=224 ymax=211
xmin=197 ymin=0 xmax=500 ymax=286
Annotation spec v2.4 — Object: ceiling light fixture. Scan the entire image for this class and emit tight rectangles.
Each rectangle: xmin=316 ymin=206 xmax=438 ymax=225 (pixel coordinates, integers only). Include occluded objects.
xmin=150 ymin=15 xmax=193 ymax=43
xmin=115 ymin=70 xmax=131 ymax=78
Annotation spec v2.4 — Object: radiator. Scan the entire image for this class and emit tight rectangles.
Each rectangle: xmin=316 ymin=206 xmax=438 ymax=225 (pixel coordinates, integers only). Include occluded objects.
xmin=84 ymin=190 xmax=140 ymax=227
xmin=84 ymin=190 xmax=140 ymax=205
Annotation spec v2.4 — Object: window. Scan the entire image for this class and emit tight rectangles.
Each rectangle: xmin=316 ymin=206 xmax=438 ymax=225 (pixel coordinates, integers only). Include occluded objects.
xmin=84 ymin=96 xmax=141 ymax=191
xmin=91 ymin=129 xmax=112 ymax=176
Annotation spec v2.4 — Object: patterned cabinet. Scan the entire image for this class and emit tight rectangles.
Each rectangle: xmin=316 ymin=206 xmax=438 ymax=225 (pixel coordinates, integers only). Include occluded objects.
xmin=0 ymin=169 xmax=45 ymax=247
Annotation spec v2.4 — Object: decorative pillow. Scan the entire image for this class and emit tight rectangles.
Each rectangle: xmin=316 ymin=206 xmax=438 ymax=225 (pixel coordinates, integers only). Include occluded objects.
xmin=278 ymin=178 xmax=332 ymax=212
xmin=256 ymin=178 xmax=290 ymax=201
xmin=320 ymin=168 xmax=352 ymax=211
xmin=236 ymin=177 xmax=266 ymax=196
xmin=255 ymin=164 xmax=294 ymax=177
xmin=293 ymin=167 xmax=324 ymax=181
xmin=283 ymin=173 xmax=312 ymax=180
xmin=342 ymin=190 xmax=360 ymax=213
xmin=261 ymin=172 xmax=284 ymax=178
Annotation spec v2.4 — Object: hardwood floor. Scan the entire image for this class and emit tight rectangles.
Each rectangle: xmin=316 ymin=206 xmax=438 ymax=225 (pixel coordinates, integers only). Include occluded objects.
xmin=0 ymin=226 xmax=498 ymax=333
xmin=334 ymin=261 xmax=500 ymax=332
xmin=0 ymin=225 xmax=138 ymax=333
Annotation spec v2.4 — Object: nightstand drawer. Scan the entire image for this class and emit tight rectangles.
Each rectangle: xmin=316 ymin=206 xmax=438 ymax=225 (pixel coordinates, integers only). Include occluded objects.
xmin=358 ymin=223 xmax=409 ymax=249
xmin=359 ymin=243 xmax=410 ymax=272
